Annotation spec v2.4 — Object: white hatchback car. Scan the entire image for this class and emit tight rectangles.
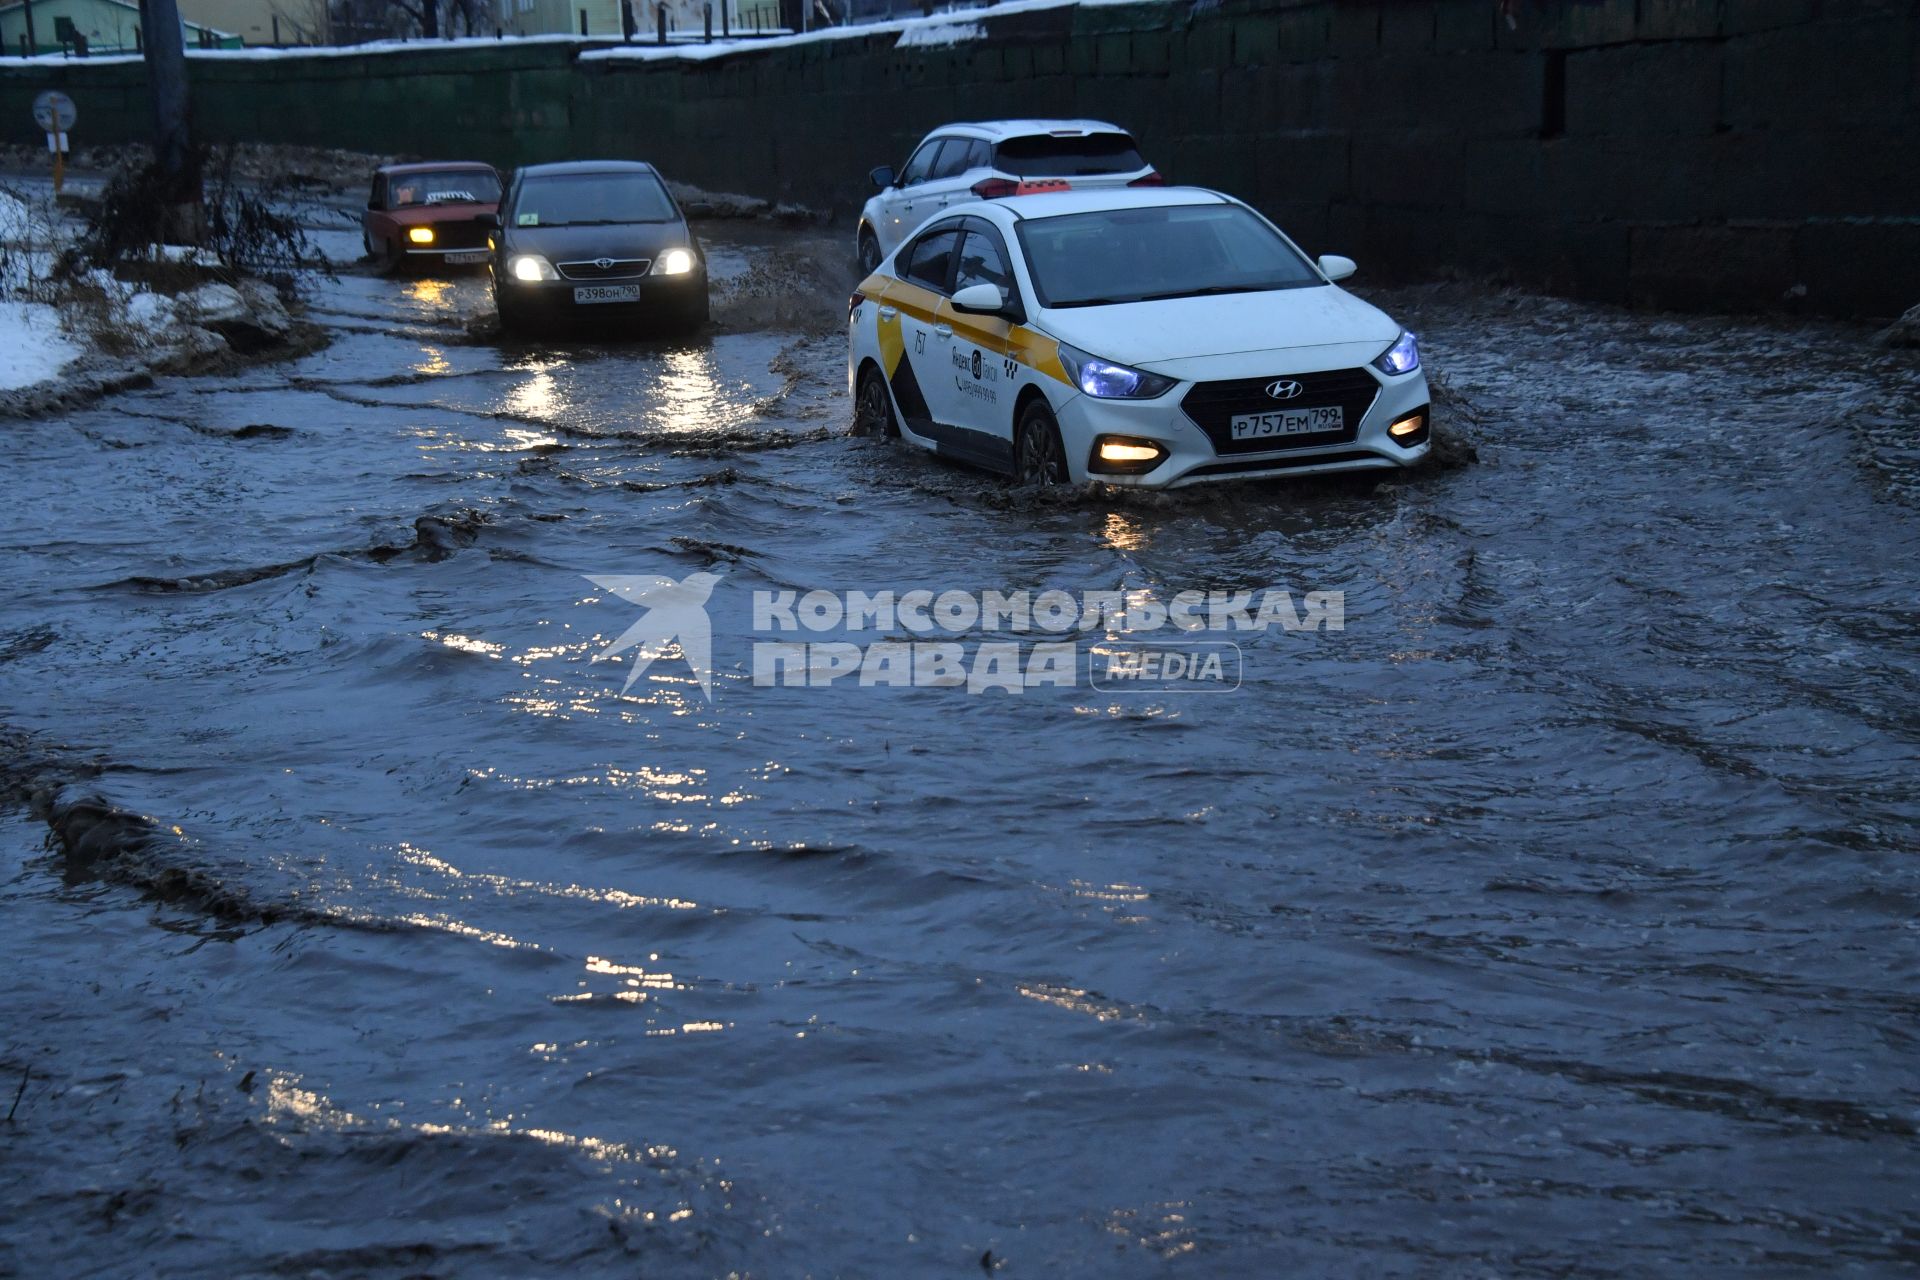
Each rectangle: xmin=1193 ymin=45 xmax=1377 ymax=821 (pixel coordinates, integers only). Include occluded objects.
xmin=847 ymin=187 xmax=1431 ymax=488
xmin=856 ymin=120 xmax=1159 ymax=275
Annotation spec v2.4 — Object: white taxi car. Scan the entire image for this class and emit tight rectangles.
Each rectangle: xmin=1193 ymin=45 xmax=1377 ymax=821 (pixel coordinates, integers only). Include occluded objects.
xmin=847 ymin=187 xmax=1431 ymax=488
xmin=857 ymin=120 xmax=1160 ymax=274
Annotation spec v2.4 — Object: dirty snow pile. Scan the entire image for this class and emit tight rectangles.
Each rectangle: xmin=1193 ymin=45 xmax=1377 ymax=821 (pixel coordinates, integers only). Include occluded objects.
xmin=0 ymin=300 xmax=80 ymax=390
xmin=0 ymin=190 xmax=31 ymax=241
xmin=0 ymin=188 xmax=295 ymax=400
xmin=0 ymin=191 xmax=80 ymax=390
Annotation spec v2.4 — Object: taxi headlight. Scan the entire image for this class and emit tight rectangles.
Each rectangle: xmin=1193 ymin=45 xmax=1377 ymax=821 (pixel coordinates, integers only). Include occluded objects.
xmin=1056 ymin=342 xmax=1176 ymax=400
xmin=407 ymin=226 xmax=436 ymax=245
xmin=510 ymin=254 xmax=557 ymax=282
xmin=651 ymin=248 xmax=696 ymax=277
xmin=1372 ymin=329 xmax=1420 ymax=375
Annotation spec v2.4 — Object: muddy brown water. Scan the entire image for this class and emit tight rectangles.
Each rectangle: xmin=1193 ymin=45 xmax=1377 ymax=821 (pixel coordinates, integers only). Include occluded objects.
xmin=2 ymin=220 xmax=1918 ymax=1278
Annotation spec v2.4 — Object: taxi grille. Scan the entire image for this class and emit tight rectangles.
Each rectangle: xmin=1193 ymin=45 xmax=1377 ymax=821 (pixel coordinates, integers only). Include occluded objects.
xmin=1181 ymin=367 xmax=1380 ymax=454
xmin=557 ymin=258 xmax=651 ymax=281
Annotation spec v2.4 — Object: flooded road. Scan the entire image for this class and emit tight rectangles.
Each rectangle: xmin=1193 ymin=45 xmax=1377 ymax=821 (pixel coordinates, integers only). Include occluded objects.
xmin=2 ymin=222 xmax=1918 ymax=1278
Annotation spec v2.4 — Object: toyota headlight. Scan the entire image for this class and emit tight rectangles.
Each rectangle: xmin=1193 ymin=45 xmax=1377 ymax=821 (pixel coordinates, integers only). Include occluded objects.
xmin=1056 ymin=342 xmax=1175 ymax=400
xmin=510 ymin=254 xmax=557 ymax=282
xmin=651 ymin=248 xmax=696 ymax=276
xmin=1372 ymin=330 xmax=1420 ymax=376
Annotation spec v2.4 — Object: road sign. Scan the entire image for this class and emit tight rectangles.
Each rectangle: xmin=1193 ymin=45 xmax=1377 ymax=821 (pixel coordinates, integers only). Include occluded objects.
xmin=31 ymin=90 xmax=77 ymax=133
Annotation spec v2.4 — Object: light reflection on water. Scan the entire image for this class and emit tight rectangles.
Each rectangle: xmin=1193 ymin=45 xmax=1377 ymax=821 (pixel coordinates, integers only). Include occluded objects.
xmin=1101 ymin=510 xmax=1148 ymax=552
xmin=403 ymin=280 xmax=454 ymax=311
xmin=412 ymin=343 xmax=452 ymax=376
xmin=506 ymin=368 xmax=564 ymax=420
xmin=657 ymin=346 xmax=723 ymax=432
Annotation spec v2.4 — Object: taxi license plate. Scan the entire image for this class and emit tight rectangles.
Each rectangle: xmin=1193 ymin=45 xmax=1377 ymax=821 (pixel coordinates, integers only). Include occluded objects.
xmin=574 ymin=284 xmax=642 ymax=305
xmin=1229 ymin=405 xmax=1343 ymax=441
xmin=444 ymin=251 xmax=488 ymax=264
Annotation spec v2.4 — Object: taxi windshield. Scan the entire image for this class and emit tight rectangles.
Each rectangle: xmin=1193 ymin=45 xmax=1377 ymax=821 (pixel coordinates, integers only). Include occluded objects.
xmin=1015 ymin=203 xmax=1323 ymax=308
xmin=389 ymin=170 xmax=501 ymax=207
xmin=510 ymin=173 xmax=677 ymax=227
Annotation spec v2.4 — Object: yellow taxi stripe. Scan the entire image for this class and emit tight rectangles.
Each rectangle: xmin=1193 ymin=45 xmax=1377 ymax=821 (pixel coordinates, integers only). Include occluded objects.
xmin=938 ymin=301 xmax=1009 ymax=354
xmin=1009 ymin=325 xmax=1070 ymax=385
xmin=869 ymin=272 xmax=1073 ymax=386
xmin=877 ymin=309 xmax=905 ymax=376
xmin=883 ymin=277 xmax=944 ymax=325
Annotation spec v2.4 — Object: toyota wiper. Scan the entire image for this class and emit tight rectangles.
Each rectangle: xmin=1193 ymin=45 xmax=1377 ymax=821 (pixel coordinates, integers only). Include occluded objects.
xmin=540 ymin=218 xmax=668 ymax=227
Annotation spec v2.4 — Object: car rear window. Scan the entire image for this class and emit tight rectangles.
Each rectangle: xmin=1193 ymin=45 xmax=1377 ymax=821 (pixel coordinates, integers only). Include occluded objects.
xmin=510 ymin=173 xmax=677 ymax=227
xmin=388 ymin=169 xmax=502 ymax=207
xmin=932 ymin=138 xmax=991 ymax=179
xmin=992 ymin=132 xmax=1146 ymax=178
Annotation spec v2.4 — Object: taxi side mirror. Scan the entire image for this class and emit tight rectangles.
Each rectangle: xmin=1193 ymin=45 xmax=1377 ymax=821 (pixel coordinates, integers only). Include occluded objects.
xmin=869 ymin=165 xmax=896 ymax=191
xmin=951 ymin=283 xmax=1008 ymax=315
xmin=1318 ymin=254 xmax=1357 ymax=282
xmin=475 ymin=212 xmax=501 ymax=228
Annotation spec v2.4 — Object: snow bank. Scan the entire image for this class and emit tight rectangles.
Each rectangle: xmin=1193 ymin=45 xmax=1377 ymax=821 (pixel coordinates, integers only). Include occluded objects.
xmin=895 ymin=20 xmax=985 ymax=46
xmin=586 ymin=0 xmax=1162 ymax=60
xmin=0 ymin=192 xmax=30 ymax=242
xmin=1 ymin=188 xmax=64 ymax=297
xmin=0 ymin=301 xmax=80 ymax=390
xmin=0 ymin=189 xmax=295 ymax=400
xmin=0 ymin=0 xmax=1163 ymax=68
xmin=0 ymin=33 xmax=623 ymax=66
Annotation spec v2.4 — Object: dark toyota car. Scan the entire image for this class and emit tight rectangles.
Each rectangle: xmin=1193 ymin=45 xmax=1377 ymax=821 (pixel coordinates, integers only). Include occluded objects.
xmin=484 ymin=161 xmax=709 ymax=335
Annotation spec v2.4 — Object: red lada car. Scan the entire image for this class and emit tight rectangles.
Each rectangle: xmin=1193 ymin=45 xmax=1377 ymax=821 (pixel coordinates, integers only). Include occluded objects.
xmin=362 ymin=162 xmax=503 ymax=274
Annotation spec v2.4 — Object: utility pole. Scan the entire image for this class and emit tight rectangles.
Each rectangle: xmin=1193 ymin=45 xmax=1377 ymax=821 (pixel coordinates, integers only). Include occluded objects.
xmin=138 ymin=0 xmax=200 ymax=240
xmin=22 ymin=0 xmax=36 ymax=53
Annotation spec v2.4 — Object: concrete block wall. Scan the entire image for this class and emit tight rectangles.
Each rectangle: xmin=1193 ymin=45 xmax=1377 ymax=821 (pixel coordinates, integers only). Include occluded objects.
xmin=4 ymin=0 xmax=1915 ymax=315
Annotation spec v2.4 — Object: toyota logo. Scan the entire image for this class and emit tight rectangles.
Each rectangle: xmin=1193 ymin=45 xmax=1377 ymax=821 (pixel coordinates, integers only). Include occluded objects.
xmin=595 ymin=257 xmax=615 ymax=270
xmin=1265 ymin=379 xmax=1304 ymax=400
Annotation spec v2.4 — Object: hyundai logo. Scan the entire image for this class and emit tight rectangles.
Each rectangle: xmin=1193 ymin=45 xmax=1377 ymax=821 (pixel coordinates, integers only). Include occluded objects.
xmin=595 ymin=257 xmax=616 ymax=271
xmin=1265 ymin=379 xmax=1304 ymax=400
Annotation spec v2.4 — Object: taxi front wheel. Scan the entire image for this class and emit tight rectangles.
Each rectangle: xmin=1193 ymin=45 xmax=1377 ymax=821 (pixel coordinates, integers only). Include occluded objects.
xmin=1014 ymin=401 xmax=1068 ymax=485
xmin=854 ymin=365 xmax=899 ymax=438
